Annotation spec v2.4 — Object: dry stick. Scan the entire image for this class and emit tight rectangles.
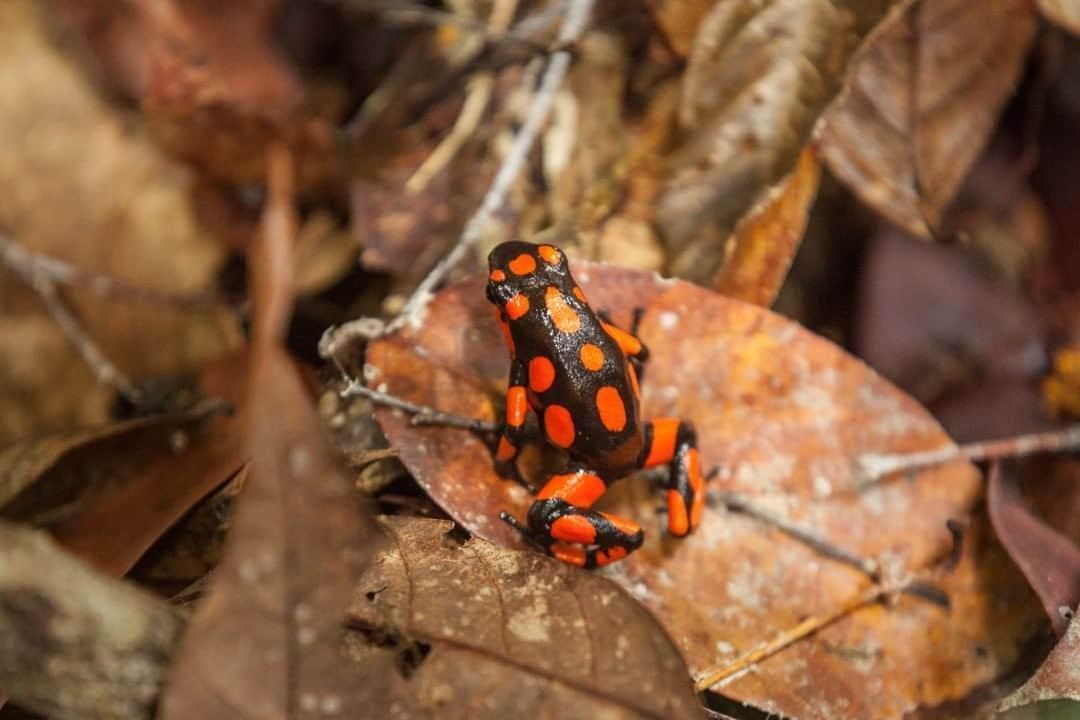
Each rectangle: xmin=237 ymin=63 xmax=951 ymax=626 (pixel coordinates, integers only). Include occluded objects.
xmin=0 ymin=232 xmax=142 ymax=403
xmin=405 ymin=0 xmax=520 ymax=194
xmin=319 ymin=0 xmax=597 ymax=362
xmin=694 ymin=574 xmax=918 ymax=692
xmin=0 ymin=233 xmax=221 ymax=308
xmin=718 ymin=491 xmax=880 ymax=580
xmin=857 ymin=425 xmax=1080 ymax=483
xmin=344 ymin=381 xmax=499 ymax=433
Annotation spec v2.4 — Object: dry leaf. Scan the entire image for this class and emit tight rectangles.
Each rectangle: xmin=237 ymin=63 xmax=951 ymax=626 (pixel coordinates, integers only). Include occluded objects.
xmin=657 ymin=0 xmax=898 ymax=284
xmin=346 ymin=515 xmax=701 ymax=719
xmin=998 ymin=607 xmax=1080 ymax=712
xmin=1038 ymin=0 xmax=1080 ymax=34
xmin=0 ymin=0 xmax=240 ymax=442
xmin=47 ymin=352 xmax=249 ymax=577
xmin=367 ymin=266 xmax=1045 ymax=719
xmin=987 ymin=463 xmax=1080 ymax=637
xmin=713 ymin=146 xmax=821 ymax=305
xmin=820 ymin=0 xmax=1036 ymax=236
xmin=161 ymin=149 xmax=377 ymax=719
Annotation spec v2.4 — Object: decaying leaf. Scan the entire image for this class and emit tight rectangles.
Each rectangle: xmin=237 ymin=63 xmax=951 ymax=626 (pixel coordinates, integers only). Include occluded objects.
xmin=0 ymin=403 xmax=224 ymax=525
xmin=987 ymin=463 xmax=1080 ymax=637
xmin=346 ymin=515 xmax=701 ymax=719
xmin=820 ymin=0 xmax=1036 ymax=237
xmin=367 ymin=266 xmax=1045 ymax=719
xmin=47 ymin=352 xmax=250 ymax=577
xmin=0 ymin=0 xmax=240 ymax=442
xmin=1038 ymin=0 xmax=1080 ymax=34
xmin=161 ymin=149 xmax=377 ymax=719
xmin=998 ymin=607 xmax=1080 ymax=712
xmin=657 ymin=0 xmax=898 ymax=284
xmin=713 ymin=147 xmax=821 ymax=306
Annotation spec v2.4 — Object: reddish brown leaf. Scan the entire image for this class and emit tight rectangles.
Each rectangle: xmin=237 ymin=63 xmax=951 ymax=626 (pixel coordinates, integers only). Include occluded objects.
xmin=367 ymin=266 xmax=1045 ymax=719
xmin=820 ymin=0 xmax=1036 ymax=236
xmin=988 ymin=463 xmax=1080 ymax=636
xmin=347 ymin=516 xmax=701 ymax=719
xmin=47 ymin=352 xmax=249 ymax=577
xmin=998 ymin=606 xmax=1080 ymax=712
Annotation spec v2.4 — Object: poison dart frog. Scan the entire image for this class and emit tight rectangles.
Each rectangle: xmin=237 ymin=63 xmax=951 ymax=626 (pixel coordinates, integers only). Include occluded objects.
xmin=487 ymin=240 xmax=706 ymax=568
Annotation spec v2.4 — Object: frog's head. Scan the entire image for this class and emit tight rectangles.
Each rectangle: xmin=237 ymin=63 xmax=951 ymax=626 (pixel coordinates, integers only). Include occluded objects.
xmin=486 ymin=240 xmax=571 ymax=306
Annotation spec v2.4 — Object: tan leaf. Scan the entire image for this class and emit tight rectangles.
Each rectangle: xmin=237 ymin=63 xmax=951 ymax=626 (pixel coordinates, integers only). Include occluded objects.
xmin=657 ymin=0 xmax=898 ymax=284
xmin=1038 ymin=0 xmax=1080 ymax=34
xmin=0 ymin=0 xmax=240 ymax=442
xmin=367 ymin=266 xmax=1044 ymax=719
xmin=347 ymin=515 xmax=701 ymax=719
xmin=714 ymin=146 xmax=821 ymax=305
xmin=820 ymin=0 xmax=1037 ymax=236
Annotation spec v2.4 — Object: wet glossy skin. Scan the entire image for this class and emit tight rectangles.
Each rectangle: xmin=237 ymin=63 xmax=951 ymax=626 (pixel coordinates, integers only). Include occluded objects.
xmin=487 ymin=240 xmax=706 ymax=569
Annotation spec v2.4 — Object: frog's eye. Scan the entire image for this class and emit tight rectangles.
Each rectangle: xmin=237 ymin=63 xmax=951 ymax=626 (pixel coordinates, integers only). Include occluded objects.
xmin=537 ymin=245 xmax=562 ymax=266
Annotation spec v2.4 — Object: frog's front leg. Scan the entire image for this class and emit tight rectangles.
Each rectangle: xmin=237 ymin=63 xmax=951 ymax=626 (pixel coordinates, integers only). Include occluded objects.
xmin=500 ymin=465 xmax=645 ymax=569
xmin=493 ymin=359 xmax=531 ymax=482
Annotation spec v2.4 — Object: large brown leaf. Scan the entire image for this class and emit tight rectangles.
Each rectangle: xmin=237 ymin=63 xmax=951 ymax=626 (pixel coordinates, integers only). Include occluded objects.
xmin=160 ymin=150 xmax=376 ymax=718
xmin=367 ymin=266 xmax=1045 ymax=719
xmin=347 ymin=516 xmax=701 ymax=719
xmin=820 ymin=0 xmax=1036 ymax=237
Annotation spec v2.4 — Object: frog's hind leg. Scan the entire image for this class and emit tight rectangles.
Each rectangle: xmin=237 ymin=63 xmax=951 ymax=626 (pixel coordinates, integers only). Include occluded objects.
xmin=499 ymin=465 xmax=644 ymax=568
xmin=640 ymin=418 xmax=705 ymax=537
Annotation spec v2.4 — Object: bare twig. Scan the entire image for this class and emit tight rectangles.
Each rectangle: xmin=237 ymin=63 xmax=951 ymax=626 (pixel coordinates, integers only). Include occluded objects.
xmin=718 ymin=491 xmax=880 ymax=580
xmin=0 ymin=232 xmax=143 ymax=403
xmin=405 ymin=0 xmax=520 ymax=194
xmin=319 ymin=0 xmax=596 ymax=362
xmin=694 ymin=573 xmax=926 ymax=692
xmin=343 ymin=380 xmax=499 ymax=433
xmin=857 ymin=426 xmax=1080 ymax=483
xmin=0 ymin=232 xmax=222 ymax=309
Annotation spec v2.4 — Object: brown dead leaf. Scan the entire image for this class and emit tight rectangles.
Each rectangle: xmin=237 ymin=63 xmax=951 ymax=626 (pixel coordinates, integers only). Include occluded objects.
xmin=1038 ymin=1 xmax=1080 ymax=34
xmin=657 ymin=0 xmax=898 ymax=284
xmin=0 ymin=403 xmax=222 ymax=526
xmin=138 ymin=0 xmax=340 ymax=189
xmin=47 ymin=351 xmax=249 ymax=577
xmin=820 ymin=0 xmax=1036 ymax=237
xmin=714 ymin=146 xmax=821 ymax=306
xmin=988 ymin=463 xmax=1080 ymax=637
xmin=346 ymin=515 xmax=701 ymax=719
xmin=367 ymin=265 xmax=1045 ymax=719
xmin=161 ymin=148 xmax=377 ymax=719
xmin=0 ymin=0 xmax=241 ymax=442
xmin=998 ymin=606 xmax=1080 ymax=712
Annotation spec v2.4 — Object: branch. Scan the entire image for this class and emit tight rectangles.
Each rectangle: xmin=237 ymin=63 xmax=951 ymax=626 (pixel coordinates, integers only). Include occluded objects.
xmin=342 ymin=380 xmax=499 ymax=433
xmin=319 ymin=0 xmax=597 ymax=362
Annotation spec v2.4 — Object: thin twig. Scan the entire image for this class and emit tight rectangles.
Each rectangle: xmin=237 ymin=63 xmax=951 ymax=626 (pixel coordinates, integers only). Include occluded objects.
xmin=718 ymin=491 xmax=880 ymax=580
xmin=319 ymin=0 xmax=596 ymax=362
xmin=694 ymin=573 xmax=923 ymax=692
xmin=343 ymin=381 xmax=499 ymax=433
xmin=1 ymin=232 xmax=142 ymax=403
xmin=857 ymin=426 xmax=1080 ymax=483
xmin=0 ymin=233 xmax=222 ymax=308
